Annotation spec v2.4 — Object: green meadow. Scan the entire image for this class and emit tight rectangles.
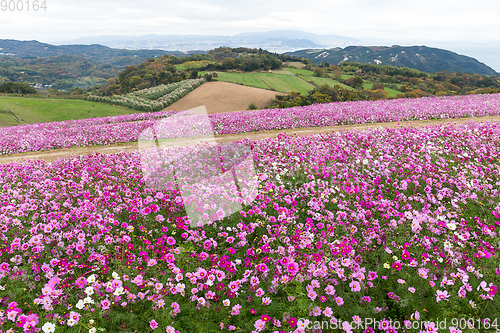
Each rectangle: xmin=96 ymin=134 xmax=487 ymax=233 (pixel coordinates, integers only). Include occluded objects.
xmin=0 ymin=96 xmax=139 ymax=127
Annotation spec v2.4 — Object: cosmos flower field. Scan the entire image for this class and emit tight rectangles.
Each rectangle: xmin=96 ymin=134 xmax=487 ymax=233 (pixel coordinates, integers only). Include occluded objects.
xmin=1 ymin=116 xmax=500 ymax=332
xmin=1 ymin=93 xmax=500 ymax=155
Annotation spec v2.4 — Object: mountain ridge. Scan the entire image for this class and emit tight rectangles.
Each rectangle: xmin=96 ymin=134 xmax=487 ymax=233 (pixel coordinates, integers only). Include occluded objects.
xmin=286 ymin=45 xmax=499 ymax=75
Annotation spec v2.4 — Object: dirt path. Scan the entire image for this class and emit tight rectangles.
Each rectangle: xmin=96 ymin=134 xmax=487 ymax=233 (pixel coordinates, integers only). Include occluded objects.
xmin=1 ymin=115 xmax=500 ymax=164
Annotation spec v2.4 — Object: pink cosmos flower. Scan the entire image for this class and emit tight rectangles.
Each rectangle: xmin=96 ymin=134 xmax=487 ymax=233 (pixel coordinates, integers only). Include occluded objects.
xmin=254 ymin=319 xmax=266 ymax=331
xmin=286 ymin=262 xmax=299 ymax=275
xmin=392 ymin=261 xmax=403 ymax=270
xmin=101 ymin=299 xmax=111 ymax=310
xmin=449 ymin=326 xmax=462 ymax=333
xmin=149 ymin=319 xmax=158 ymax=330
xmin=349 ymin=280 xmax=361 ymax=292
xmin=74 ymin=276 xmax=87 ymax=288
xmin=425 ymin=322 xmax=438 ymax=333
xmin=436 ymin=290 xmax=450 ymax=302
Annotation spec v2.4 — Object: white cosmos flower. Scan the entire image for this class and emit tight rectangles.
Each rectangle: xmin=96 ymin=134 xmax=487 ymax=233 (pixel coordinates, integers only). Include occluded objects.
xmin=112 ymin=271 xmax=120 ymax=279
xmin=42 ymin=322 xmax=56 ymax=333
xmin=114 ymin=286 xmax=124 ymax=296
xmin=83 ymin=297 xmax=95 ymax=304
xmin=87 ymin=274 xmax=96 ymax=283
xmin=76 ymin=300 xmax=85 ymax=309
xmin=446 ymin=223 xmax=456 ymax=230
xmin=85 ymin=286 xmax=94 ymax=296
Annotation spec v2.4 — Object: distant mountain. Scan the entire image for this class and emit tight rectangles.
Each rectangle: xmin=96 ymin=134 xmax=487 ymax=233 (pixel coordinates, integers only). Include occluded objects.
xmin=0 ymin=39 xmax=188 ymax=89
xmin=0 ymin=39 xmax=183 ymax=61
xmin=59 ymin=30 xmax=358 ymax=53
xmin=286 ymin=45 xmax=498 ymax=75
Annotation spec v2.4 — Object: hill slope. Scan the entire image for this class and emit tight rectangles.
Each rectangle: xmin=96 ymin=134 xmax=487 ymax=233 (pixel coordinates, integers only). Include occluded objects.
xmin=287 ymin=45 xmax=498 ymax=75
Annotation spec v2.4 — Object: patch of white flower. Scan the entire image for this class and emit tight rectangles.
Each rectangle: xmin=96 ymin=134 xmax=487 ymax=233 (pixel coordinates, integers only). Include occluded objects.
xmin=84 ymin=79 xmax=204 ymax=112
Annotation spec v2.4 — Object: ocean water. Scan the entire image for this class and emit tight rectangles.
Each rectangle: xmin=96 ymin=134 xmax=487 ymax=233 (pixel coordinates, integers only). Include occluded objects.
xmin=432 ymin=42 xmax=500 ymax=74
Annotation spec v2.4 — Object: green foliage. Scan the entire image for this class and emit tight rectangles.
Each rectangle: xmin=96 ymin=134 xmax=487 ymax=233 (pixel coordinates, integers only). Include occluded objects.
xmin=206 ymin=47 xmax=283 ymax=71
xmin=247 ymin=102 xmax=257 ymax=110
xmin=189 ymin=70 xmax=199 ymax=79
xmin=0 ymin=54 xmax=141 ymax=90
xmin=0 ymin=82 xmax=37 ymax=95
xmin=313 ymin=67 xmax=326 ymax=77
xmin=344 ymin=76 xmax=364 ymax=88
xmin=52 ymin=79 xmax=75 ymax=90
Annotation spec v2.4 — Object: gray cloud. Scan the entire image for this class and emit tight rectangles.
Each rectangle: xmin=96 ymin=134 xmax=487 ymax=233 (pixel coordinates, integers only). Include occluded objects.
xmin=0 ymin=0 xmax=498 ymax=44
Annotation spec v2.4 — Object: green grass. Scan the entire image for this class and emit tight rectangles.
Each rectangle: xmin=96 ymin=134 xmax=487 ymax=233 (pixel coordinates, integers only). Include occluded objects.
xmin=0 ymin=96 xmax=139 ymax=127
xmin=361 ymin=82 xmax=372 ymax=89
xmin=385 ymin=87 xmax=402 ymax=97
xmin=199 ymin=72 xmax=269 ymax=90
xmin=200 ymin=71 xmax=315 ymax=95
xmin=197 ymin=70 xmax=402 ymax=98
xmin=287 ymin=68 xmax=314 ymax=76
xmin=255 ymin=73 xmax=315 ymax=95
xmin=285 ymin=61 xmax=306 ymax=69
xmin=299 ymin=75 xmax=356 ymax=91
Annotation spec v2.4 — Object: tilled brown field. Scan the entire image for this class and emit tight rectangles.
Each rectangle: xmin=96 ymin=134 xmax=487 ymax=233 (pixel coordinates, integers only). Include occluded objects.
xmin=163 ymin=81 xmax=285 ymax=113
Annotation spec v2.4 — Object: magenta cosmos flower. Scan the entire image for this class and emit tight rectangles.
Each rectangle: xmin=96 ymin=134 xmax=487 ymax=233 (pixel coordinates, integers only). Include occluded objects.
xmin=287 ymin=262 xmax=299 ymax=275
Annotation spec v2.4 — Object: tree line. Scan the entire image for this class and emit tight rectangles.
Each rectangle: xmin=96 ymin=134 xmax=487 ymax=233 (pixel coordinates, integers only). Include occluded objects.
xmin=0 ymin=82 xmax=37 ymax=95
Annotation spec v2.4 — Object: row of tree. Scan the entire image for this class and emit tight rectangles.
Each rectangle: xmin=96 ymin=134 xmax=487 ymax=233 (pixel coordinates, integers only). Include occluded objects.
xmin=0 ymin=82 xmax=37 ymax=95
xmin=268 ymin=82 xmax=500 ymax=109
xmin=268 ymin=85 xmax=385 ymax=108
xmin=309 ymin=62 xmax=500 ymax=97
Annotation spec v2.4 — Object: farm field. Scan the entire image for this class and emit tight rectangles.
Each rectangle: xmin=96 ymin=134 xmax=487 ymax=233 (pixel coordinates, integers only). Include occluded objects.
xmin=2 ymin=114 xmax=500 ymax=165
xmin=286 ymin=68 xmax=314 ymax=76
xmin=1 ymin=117 xmax=500 ymax=332
xmin=2 ymin=93 xmax=500 ymax=156
xmin=84 ymin=79 xmax=205 ymax=112
xmin=0 ymin=96 xmax=138 ymax=127
xmin=164 ymin=81 xmax=285 ymax=114
xmin=255 ymin=72 xmax=315 ymax=95
xmin=1 ymin=93 xmax=500 ymax=332
xmin=285 ymin=61 xmax=307 ymax=69
xmin=299 ymin=75 xmax=356 ymax=91
xmin=200 ymin=71 xmax=315 ymax=95
xmin=200 ymin=72 xmax=269 ymax=90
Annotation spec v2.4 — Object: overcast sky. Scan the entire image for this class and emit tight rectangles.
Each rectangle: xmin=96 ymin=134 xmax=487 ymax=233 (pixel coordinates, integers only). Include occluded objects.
xmin=1 ymin=0 xmax=499 ymax=69
xmin=0 ymin=0 xmax=498 ymax=42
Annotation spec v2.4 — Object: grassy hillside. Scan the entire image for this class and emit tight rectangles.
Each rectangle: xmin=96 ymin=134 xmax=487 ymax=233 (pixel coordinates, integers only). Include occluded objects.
xmin=200 ymin=72 xmax=269 ymax=90
xmin=299 ymin=75 xmax=356 ymax=91
xmin=255 ymin=73 xmax=315 ymax=95
xmin=0 ymin=96 xmax=138 ymax=127
xmin=200 ymin=71 xmax=315 ymax=95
